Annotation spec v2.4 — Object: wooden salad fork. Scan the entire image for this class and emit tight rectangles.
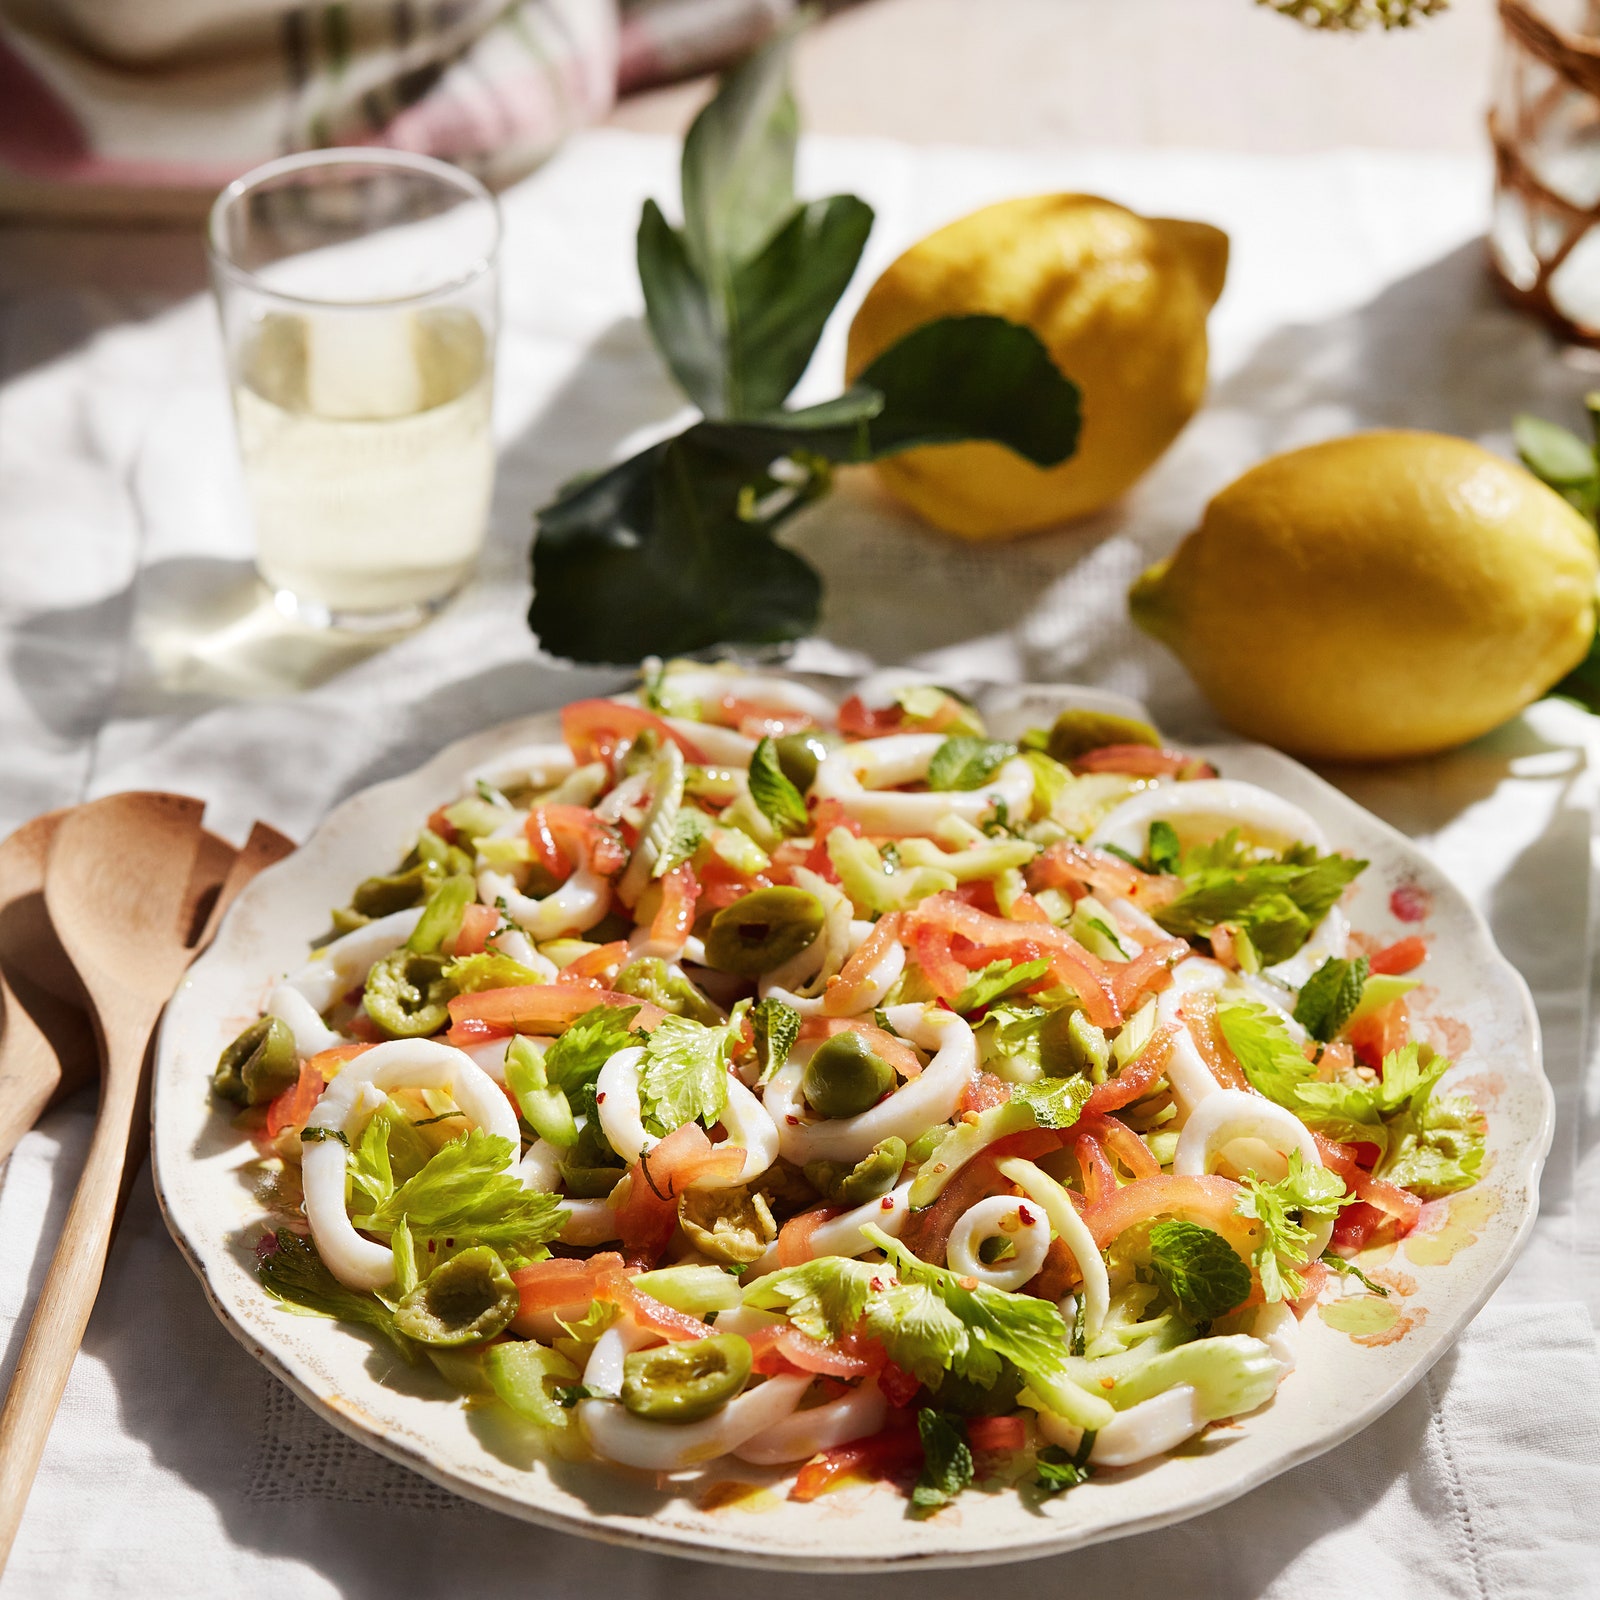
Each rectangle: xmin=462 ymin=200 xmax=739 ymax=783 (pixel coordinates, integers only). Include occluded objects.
xmin=0 ymin=793 xmax=209 ymax=1569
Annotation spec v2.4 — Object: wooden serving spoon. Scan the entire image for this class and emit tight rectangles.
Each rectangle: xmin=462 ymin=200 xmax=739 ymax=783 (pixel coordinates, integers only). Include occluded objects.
xmin=0 ymin=813 xmax=97 ymax=1166
xmin=0 ymin=793 xmax=208 ymax=1571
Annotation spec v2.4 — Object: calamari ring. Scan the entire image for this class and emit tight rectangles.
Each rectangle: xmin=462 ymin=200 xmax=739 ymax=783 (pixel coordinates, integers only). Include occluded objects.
xmin=945 ymin=1194 xmax=1052 ymax=1292
xmin=812 ymin=733 xmax=1035 ymax=837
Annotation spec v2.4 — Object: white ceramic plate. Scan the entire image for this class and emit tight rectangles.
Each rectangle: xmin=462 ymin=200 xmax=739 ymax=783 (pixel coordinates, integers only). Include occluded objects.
xmin=151 ymin=677 xmax=1550 ymax=1571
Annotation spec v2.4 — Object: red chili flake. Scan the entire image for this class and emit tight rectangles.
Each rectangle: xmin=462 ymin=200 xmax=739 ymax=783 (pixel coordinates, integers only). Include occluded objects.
xmin=1017 ymin=1204 xmax=1035 ymax=1226
xmin=786 ymin=1115 xmax=800 ymax=1125
xmin=595 ymin=1091 xmax=607 ymax=1104
xmin=880 ymin=1196 xmax=896 ymax=1210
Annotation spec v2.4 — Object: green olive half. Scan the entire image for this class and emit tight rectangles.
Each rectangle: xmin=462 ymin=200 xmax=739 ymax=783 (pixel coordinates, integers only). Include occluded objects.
xmin=773 ymin=730 xmax=835 ymax=792
xmin=802 ymin=1032 xmax=896 ymax=1119
xmin=703 ymin=887 xmax=826 ymax=977
xmin=1038 ymin=1006 xmax=1110 ymax=1079
xmin=621 ymin=1333 xmax=752 ymax=1424
xmin=394 ymin=1246 xmax=519 ymax=1347
xmin=1045 ymin=709 xmax=1161 ymax=765
xmin=212 ymin=1015 xmax=299 ymax=1106
xmin=364 ymin=950 xmax=456 ymax=1039
xmin=350 ymin=862 xmax=431 ymax=918
xmin=805 ymin=1135 xmax=906 ymax=1205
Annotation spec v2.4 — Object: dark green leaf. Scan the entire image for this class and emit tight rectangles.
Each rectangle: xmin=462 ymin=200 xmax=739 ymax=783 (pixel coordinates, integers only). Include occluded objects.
xmin=1293 ymin=954 xmax=1370 ymax=1043
xmin=530 ymin=431 xmax=826 ymax=664
xmin=912 ymin=1409 xmax=974 ymax=1509
xmin=636 ymin=199 xmax=724 ymax=416
xmin=1146 ymin=1219 xmax=1253 ymax=1322
xmin=680 ymin=18 xmax=802 ymax=281
xmin=1010 ymin=1073 xmax=1093 ymax=1131
xmin=1146 ymin=820 xmax=1181 ymax=875
xmin=926 ymin=736 xmax=1018 ymax=792
xmin=725 ymin=194 xmax=875 ymax=416
xmin=748 ymin=736 xmax=810 ymax=834
xmin=1035 ymin=1439 xmax=1094 ymax=1495
xmin=855 ymin=314 xmax=1080 ymax=463
xmin=544 ymin=1005 xmax=643 ymax=1098
xmin=257 ymin=1229 xmax=411 ymax=1354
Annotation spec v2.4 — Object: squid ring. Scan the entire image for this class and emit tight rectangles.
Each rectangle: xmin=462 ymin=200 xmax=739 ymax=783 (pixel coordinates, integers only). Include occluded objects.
xmin=945 ymin=1195 xmax=1052 ymax=1292
xmin=812 ymin=734 xmax=1035 ymax=837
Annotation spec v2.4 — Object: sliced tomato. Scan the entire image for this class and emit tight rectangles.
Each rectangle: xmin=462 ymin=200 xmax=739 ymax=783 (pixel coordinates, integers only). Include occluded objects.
xmin=1329 ymin=1201 xmax=1388 ymax=1255
xmin=1077 ymin=1111 xmax=1160 ymax=1180
xmin=801 ymin=799 xmax=862 ymax=882
xmin=510 ymin=1252 xmax=628 ymax=1328
xmin=649 ymin=863 xmax=700 ymax=946
xmin=876 ymin=1362 xmax=921 ymax=1409
xmin=560 ymin=699 xmax=707 ymax=767
xmin=1179 ymin=994 xmax=1250 ymax=1091
xmin=714 ymin=695 xmax=818 ymax=740
xmin=446 ymin=984 xmax=665 ymax=1042
xmin=1314 ymin=1134 xmax=1422 ymax=1230
xmin=450 ymin=902 xmax=500 ymax=958
xmin=265 ymin=1060 xmax=327 ymax=1138
xmin=527 ymin=804 xmax=627 ymax=878
xmin=613 ymin=1122 xmax=747 ymax=1263
xmin=1083 ymin=1023 xmax=1178 ymax=1113
xmin=1071 ymin=745 xmax=1217 ymax=779
xmin=426 ymin=806 xmax=459 ymax=846
xmin=837 ymin=695 xmax=905 ymax=739
xmin=697 ymin=856 xmax=774 ymax=911
xmin=1345 ymin=997 xmax=1410 ymax=1070
xmin=1084 ymin=1172 xmax=1254 ymax=1256
xmin=896 ymin=1128 xmax=1059 ymax=1266
xmin=747 ymin=1324 xmax=883 ymax=1378
xmin=958 ymin=1072 xmax=1012 ymax=1115
xmin=775 ymin=1202 xmax=842 ymax=1268
xmin=1108 ymin=940 xmax=1187 ymax=1012
xmin=790 ymin=1423 xmax=923 ymax=1502
xmin=596 ymin=1269 xmax=717 ymax=1341
xmin=1074 ymin=1133 xmax=1115 ymax=1205
xmin=967 ymin=1415 xmax=1026 ymax=1454
xmin=1369 ymin=936 xmax=1427 ymax=976
xmin=561 ymin=940 xmax=629 ymax=983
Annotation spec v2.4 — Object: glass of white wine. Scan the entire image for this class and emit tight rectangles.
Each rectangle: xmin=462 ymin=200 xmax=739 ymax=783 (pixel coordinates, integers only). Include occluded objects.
xmin=208 ymin=149 xmax=500 ymax=631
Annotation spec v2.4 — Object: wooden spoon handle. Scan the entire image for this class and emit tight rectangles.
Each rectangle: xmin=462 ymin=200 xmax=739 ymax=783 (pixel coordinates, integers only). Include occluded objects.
xmin=0 ymin=1010 xmax=156 ymax=1568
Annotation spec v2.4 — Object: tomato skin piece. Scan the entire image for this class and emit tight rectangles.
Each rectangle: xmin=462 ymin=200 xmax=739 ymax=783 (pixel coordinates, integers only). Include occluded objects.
xmin=426 ymin=806 xmax=459 ymax=846
xmin=1083 ymin=1024 xmax=1178 ymax=1114
xmin=1074 ymin=1133 xmax=1115 ymax=1206
xmin=697 ymin=857 xmax=774 ymax=911
xmin=450 ymin=902 xmax=500 ymax=957
xmin=560 ymin=699 xmax=707 ymax=766
xmin=510 ymin=1252 xmax=628 ymax=1328
xmin=1313 ymin=1134 xmax=1422 ymax=1230
xmin=790 ymin=1427 xmax=920 ymax=1501
xmin=967 ymin=1415 xmax=1026 ymax=1454
xmin=1071 ymin=745 xmax=1217 ymax=779
xmin=958 ymin=1072 xmax=1012 ymax=1115
xmin=445 ymin=984 xmax=665 ymax=1041
xmin=560 ymin=941 xmax=629 ymax=983
xmin=265 ymin=1060 xmax=328 ymax=1138
xmin=1370 ymin=936 xmax=1427 ymax=976
xmin=1084 ymin=1172 xmax=1255 ymax=1257
xmin=1346 ymin=998 xmax=1409 ymax=1070
xmin=1329 ymin=1201 xmax=1388 ymax=1255
xmin=837 ymin=695 xmax=905 ymax=739
xmin=596 ymin=1269 xmax=716 ymax=1341
xmin=649 ymin=863 xmax=700 ymax=946
xmin=613 ymin=1122 xmax=748 ymax=1263
xmin=775 ymin=1203 xmax=843 ymax=1268
xmin=747 ymin=1325 xmax=883 ymax=1378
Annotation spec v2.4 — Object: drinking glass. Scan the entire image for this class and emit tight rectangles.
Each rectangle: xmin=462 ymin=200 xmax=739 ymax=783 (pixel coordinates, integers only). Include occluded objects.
xmin=208 ymin=149 xmax=500 ymax=630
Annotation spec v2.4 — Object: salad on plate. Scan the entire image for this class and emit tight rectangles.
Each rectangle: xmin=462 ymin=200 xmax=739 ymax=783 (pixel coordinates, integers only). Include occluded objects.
xmin=211 ymin=666 xmax=1486 ymax=1509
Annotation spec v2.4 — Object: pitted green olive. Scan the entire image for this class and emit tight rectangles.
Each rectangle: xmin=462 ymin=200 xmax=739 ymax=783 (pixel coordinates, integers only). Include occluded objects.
xmin=1045 ymin=709 xmax=1162 ymax=765
xmin=773 ymin=730 xmax=835 ymax=793
xmin=350 ymin=862 xmax=431 ymax=918
xmin=678 ymin=1185 xmax=777 ymax=1264
xmin=363 ymin=950 xmax=456 ymax=1039
xmin=393 ymin=1246 xmax=519 ymax=1346
xmin=703 ymin=887 xmax=826 ymax=977
xmin=212 ymin=1015 xmax=300 ymax=1106
xmin=805 ymin=1135 xmax=907 ymax=1205
xmin=1039 ymin=1006 xmax=1110 ymax=1080
xmin=802 ymin=1032 xmax=896 ymax=1119
xmin=620 ymin=1333 xmax=752 ymax=1424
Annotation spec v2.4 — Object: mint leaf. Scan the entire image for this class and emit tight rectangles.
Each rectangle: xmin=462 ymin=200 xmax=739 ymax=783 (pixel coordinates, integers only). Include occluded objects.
xmin=1216 ymin=1001 xmax=1317 ymax=1108
xmin=748 ymin=736 xmax=809 ymax=833
xmin=1147 ymin=1219 xmax=1252 ymax=1323
xmin=1011 ymin=1074 xmax=1093 ymax=1131
xmin=1035 ymin=1438 xmax=1094 ymax=1495
xmin=926 ymin=737 xmax=1018 ymax=793
xmin=1234 ymin=1151 xmax=1352 ymax=1303
xmin=639 ymin=1013 xmax=733 ymax=1134
xmin=1293 ymin=955 xmax=1370 ymax=1043
xmin=1146 ymin=819 xmax=1181 ymax=875
xmin=750 ymin=995 xmax=802 ymax=1085
xmin=913 ymin=1410 xmax=974 ymax=1510
xmin=257 ymin=1230 xmax=411 ymax=1353
xmin=953 ymin=958 xmax=1049 ymax=1015
xmin=360 ymin=1129 xmax=567 ymax=1259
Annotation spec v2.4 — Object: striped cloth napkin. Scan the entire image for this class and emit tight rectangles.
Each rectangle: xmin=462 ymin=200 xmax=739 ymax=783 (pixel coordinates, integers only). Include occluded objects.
xmin=0 ymin=0 xmax=791 ymax=217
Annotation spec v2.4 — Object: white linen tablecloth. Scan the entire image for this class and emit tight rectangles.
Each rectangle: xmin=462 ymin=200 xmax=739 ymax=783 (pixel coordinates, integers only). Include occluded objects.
xmin=2 ymin=131 xmax=1599 ymax=1596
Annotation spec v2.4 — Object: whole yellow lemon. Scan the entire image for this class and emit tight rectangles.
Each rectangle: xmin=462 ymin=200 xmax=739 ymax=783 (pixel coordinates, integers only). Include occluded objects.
xmin=845 ymin=194 xmax=1228 ymax=539
xmin=1130 ymin=431 xmax=1600 ymax=762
